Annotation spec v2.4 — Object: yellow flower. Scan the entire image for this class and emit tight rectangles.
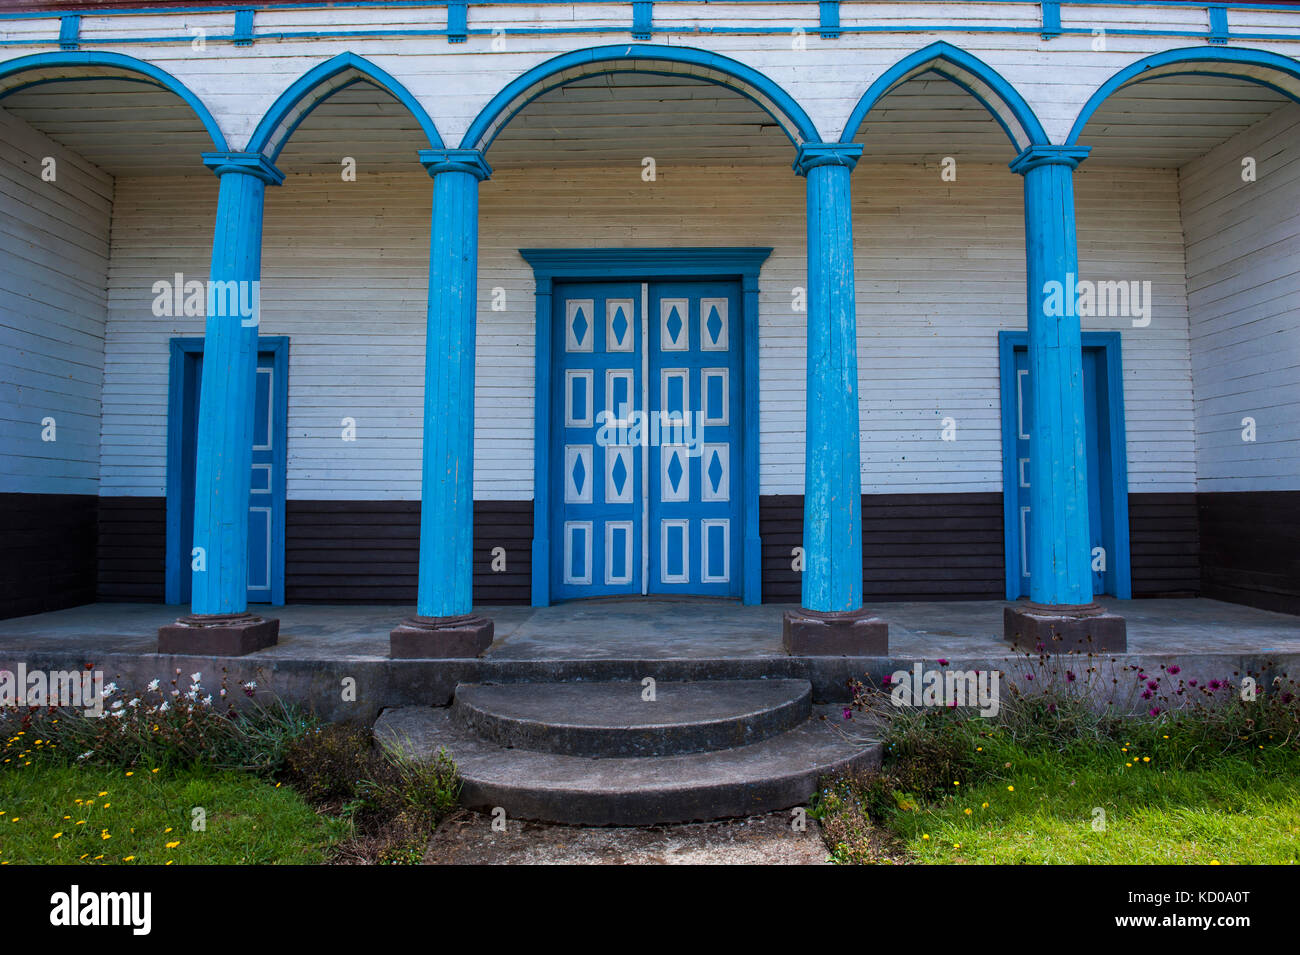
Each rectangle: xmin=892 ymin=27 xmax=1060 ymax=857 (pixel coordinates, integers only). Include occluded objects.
xmin=921 ymin=834 xmax=930 ymax=841
xmin=1210 ymin=860 xmax=1220 ymax=866
xmin=98 ymin=792 xmax=107 ymax=797
xmin=125 ymin=772 xmax=134 ymax=777
xmin=981 ymin=802 xmax=989 ymax=808
xmin=152 ymin=768 xmax=160 ymax=774
xmin=166 ymin=841 xmax=180 ymax=849
xmin=1007 ymin=786 xmax=1014 ymax=792
xmin=1142 ymin=757 xmax=1150 ymax=763
xmin=964 ymin=808 xmax=972 ymax=816
xmin=953 ymin=781 xmax=960 ymax=786
xmin=164 ymin=827 xmax=173 ymax=834
xmin=101 ymin=832 xmax=111 ymax=840
xmin=53 ymin=833 xmax=63 ymax=839
xmin=123 ymin=856 xmax=135 ymax=862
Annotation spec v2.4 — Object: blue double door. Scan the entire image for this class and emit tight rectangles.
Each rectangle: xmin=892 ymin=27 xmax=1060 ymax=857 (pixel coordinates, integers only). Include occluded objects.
xmin=551 ymin=280 xmax=742 ymax=600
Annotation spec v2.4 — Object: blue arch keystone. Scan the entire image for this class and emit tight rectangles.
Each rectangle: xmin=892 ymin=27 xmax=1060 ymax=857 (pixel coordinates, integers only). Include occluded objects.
xmin=839 ymin=41 xmax=1049 ymax=151
xmin=460 ymin=43 xmax=821 ymax=152
xmin=0 ymin=51 xmax=228 ymax=151
xmin=246 ymin=51 xmax=444 ymax=161
xmin=1067 ymin=46 xmax=1300 ymax=145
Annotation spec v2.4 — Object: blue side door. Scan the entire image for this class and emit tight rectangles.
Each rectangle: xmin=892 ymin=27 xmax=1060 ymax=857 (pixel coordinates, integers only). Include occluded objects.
xmin=175 ymin=344 xmax=285 ymax=605
xmin=550 ymin=280 xmax=743 ymax=600
xmin=1011 ymin=345 xmax=1109 ymax=597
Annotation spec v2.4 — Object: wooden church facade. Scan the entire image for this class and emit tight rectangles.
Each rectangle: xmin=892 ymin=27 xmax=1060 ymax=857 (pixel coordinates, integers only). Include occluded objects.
xmin=2 ymin=0 xmax=1299 ymax=653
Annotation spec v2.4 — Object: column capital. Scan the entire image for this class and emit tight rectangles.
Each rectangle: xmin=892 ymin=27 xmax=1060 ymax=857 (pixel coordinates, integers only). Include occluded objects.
xmin=1009 ymin=144 xmax=1091 ymax=176
xmin=418 ymin=148 xmax=492 ymax=181
xmin=793 ymin=142 xmax=863 ymax=177
xmin=201 ymin=151 xmax=285 ymax=185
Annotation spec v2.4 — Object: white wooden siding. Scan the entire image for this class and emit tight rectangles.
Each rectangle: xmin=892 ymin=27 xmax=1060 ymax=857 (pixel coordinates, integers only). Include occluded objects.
xmin=1181 ymin=103 xmax=1300 ymax=492
xmin=96 ymin=158 xmax=1196 ymax=500
xmin=0 ymin=107 xmax=112 ymax=495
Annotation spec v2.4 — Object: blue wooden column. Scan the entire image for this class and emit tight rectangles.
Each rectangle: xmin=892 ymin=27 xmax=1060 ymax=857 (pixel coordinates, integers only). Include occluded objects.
xmin=415 ymin=148 xmax=491 ymax=619
xmin=191 ymin=152 xmax=283 ymax=615
xmin=784 ymin=142 xmax=886 ymax=654
xmin=1009 ymin=145 xmax=1094 ymax=607
xmin=159 ymin=151 xmax=284 ymax=655
xmin=794 ymin=142 xmax=865 ymax=614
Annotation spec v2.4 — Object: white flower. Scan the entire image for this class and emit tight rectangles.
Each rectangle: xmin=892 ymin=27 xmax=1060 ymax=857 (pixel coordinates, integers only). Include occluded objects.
xmin=158 ymin=701 xmax=170 ymax=713
xmin=171 ymin=689 xmax=180 ymax=698
xmin=190 ymin=672 xmax=202 ymax=684
xmin=147 ymin=679 xmax=160 ymax=692
xmin=110 ymin=709 xmax=125 ymax=719
xmin=242 ymin=681 xmax=258 ymax=691
xmin=110 ymin=700 xmax=124 ymax=710
xmin=78 ymin=751 xmax=93 ymax=760
xmin=202 ymin=695 xmax=213 ymax=706
xmin=128 ymin=698 xmax=141 ymax=708
xmin=103 ymin=682 xmax=118 ymax=696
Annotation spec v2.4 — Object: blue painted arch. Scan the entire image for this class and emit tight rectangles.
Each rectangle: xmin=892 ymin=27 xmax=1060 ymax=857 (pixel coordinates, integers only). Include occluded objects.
xmin=1067 ymin=46 xmax=1300 ymax=145
xmin=460 ymin=44 xmax=821 ymax=152
xmin=246 ymin=52 xmax=443 ymax=161
xmin=839 ymin=41 xmax=1048 ymax=151
xmin=0 ymin=51 xmax=228 ymax=151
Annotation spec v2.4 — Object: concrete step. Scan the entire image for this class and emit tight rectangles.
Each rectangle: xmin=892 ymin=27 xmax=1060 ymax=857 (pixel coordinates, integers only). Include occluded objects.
xmin=376 ymin=701 xmax=881 ymax=826
xmin=451 ymin=679 xmax=812 ymax=757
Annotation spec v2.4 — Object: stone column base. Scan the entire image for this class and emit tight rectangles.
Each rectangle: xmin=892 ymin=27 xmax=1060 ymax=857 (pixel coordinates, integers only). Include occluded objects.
xmin=390 ymin=613 xmax=494 ymax=658
xmin=1004 ymin=602 xmax=1126 ymax=653
xmin=158 ymin=612 xmax=279 ymax=656
xmin=782 ymin=608 xmax=889 ymax=656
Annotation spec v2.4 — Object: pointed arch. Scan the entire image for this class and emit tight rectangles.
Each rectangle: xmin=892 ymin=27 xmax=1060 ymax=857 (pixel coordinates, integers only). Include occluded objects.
xmin=0 ymin=50 xmax=228 ymax=151
xmin=839 ymin=41 xmax=1048 ymax=151
xmin=1067 ymin=46 xmax=1300 ymax=145
xmin=459 ymin=44 xmax=821 ymax=153
xmin=246 ymin=52 xmax=443 ymax=160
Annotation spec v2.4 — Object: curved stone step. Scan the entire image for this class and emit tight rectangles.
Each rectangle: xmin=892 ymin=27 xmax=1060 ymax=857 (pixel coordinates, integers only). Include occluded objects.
xmin=451 ymin=679 xmax=812 ymax=757
xmin=376 ymin=704 xmax=881 ymax=826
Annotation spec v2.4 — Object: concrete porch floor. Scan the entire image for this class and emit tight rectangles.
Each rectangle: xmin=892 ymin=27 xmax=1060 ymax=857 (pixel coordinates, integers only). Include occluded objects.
xmin=2 ymin=595 xmax=1299 ymax=658
xmin=3 ymin=597 xmax=1298 ymax=718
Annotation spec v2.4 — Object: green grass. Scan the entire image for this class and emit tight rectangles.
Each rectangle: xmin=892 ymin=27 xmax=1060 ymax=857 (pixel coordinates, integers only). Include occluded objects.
xmin=825 ymin=726 xmax=1300 ymax=865
xmin=894 ymin=737 xmax=1300 ymax=864
xmin=0 ymin=762 xmax=347 ymax=865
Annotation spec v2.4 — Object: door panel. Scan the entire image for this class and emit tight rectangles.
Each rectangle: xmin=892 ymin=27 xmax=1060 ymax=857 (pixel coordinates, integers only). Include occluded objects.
xmin=1011 ymin=344 xmax=1110 ymax=597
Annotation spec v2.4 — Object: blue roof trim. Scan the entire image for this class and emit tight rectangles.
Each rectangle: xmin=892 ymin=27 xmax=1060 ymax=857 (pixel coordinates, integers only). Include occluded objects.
xmin=1067 ymin=45 xmax=1300 ymax=144
xmin=0 ymin=50 xmax=228 ymax=150
xmin=839 ymin=41 xmax=1049 ymax=148
xmin=460 ymin=43 xmax=821 ymax=150
xmin=246 ymin=50 xmax=444 ymax=158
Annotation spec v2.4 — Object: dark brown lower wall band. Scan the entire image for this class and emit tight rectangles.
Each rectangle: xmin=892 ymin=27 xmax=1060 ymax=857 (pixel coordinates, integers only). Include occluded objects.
xmin=0 ymin=492 xmax=97 ymax=619
xmin=1199 ymin=490 xmax=1300 ymax=616
xmin=2 ymin=490 xmax=1286 ymax=620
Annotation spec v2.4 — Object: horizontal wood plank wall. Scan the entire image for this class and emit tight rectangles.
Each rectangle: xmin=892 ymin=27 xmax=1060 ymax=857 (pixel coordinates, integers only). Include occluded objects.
xmin=0 ymin=493 xmax=97 ymax=619
xmin=0 ymin=106 xmax=112 ymax=497
xmin=1199 ymin=491 xmax=1300 ymax=615
xmin=95 ymin=495 xmax=164 ymax=602
xmin=284 ymin=499 xmax=532 ymax=604
xmin=98 ymin=162 xmax=1196 ymax=501
xmin=1181 ymin=103 xmax=1300 ymax=494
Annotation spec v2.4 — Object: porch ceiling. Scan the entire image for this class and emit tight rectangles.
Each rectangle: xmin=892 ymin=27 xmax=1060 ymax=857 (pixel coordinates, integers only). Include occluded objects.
xmin=0 ymin=77 xmax=212 ymax=176
xmin=1077 ymin=75 xmax=1293 ymax=167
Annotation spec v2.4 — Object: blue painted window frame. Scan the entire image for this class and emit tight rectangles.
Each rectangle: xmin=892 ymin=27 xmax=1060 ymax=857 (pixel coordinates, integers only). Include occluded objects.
xmin=165 ymin=335 xmax=289 ymax=606
xmin=998 ymin=330 xmax=1131 ymax=601
xmin=520 ymin=248 xmax=771 ymax=608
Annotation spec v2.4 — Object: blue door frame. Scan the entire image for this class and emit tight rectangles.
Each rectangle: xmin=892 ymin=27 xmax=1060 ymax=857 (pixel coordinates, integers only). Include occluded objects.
xmin=521 ymin=248 xmax=771 ymax=607
xmin=998 ymin=330 xmax=1131 ymax=600
xmin=165 ymin=336 xmax=288 ymax=606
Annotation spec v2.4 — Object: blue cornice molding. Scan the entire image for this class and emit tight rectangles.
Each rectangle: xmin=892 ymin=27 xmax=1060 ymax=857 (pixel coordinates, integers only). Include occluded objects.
xmin=1009 ymin=144 xmax=1091 ymax=175
xmin=202 ymin=150 xmax=286 ymax=183
xmin=418 ymin=147 xmax=491 ymax=180
xmin=519 ymin=246 xmax=773 ymax=279
xmin=793 ymin=141 xmax=863 ymax=176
